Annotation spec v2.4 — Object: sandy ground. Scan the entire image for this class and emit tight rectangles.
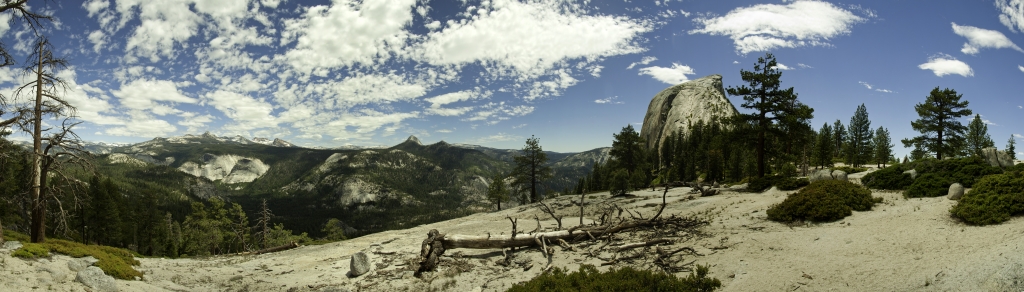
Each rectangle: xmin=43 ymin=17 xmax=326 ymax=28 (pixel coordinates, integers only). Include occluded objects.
xmin=2 ymin=172 xmax=1023 ymax=291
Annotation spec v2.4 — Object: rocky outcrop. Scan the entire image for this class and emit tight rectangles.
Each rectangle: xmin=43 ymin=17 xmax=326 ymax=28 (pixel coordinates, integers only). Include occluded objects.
xmin=640 ymin=74 xmax=740 ymax=151
xmin=981 ymin=147 xmax=1013 ymax=168
xmin=948 ymin=183 xmax=965 ymax=200
xmin=178 ymin=154 xmax=269 ymax=184
xmin=809 ymin=169 xmax=848 ymax=183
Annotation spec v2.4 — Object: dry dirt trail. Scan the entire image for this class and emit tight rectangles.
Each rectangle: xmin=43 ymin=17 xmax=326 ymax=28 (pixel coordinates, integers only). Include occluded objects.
xmin=2 ymin=175 xmax=1023 ymax=291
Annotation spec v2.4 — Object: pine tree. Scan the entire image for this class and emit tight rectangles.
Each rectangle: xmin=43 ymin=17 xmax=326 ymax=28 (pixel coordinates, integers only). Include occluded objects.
xmin=610 ymin=124 xmax=648 ymax=186
xmin=814 ymin=123 xmax=834 ymax=169
xmin=486 ymin=173 xmax=509 ymax=210
xmin=1008 ymin=135 xmax=1017 ymax=160
xmin=727 ymin=53 xmax=814 ymax=177
xmin=511 ymin=135 xmax=552 ymax=203
xmin=902 ymin=87 xmax=972 ymax=160
xmin=846 ymin=104 xmax=873 ymax=167
xmin=833 ymin=120 xmax=846 ymax=160
xmin=873 ymin=127 xmax=893 ymax=167
xmin=965 ymin=114 xmax=994 ymax=157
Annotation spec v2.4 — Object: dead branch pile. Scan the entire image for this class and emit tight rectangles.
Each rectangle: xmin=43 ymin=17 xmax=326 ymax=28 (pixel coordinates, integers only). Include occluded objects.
xmin=415 ymin=186 xmax=711 ymax=276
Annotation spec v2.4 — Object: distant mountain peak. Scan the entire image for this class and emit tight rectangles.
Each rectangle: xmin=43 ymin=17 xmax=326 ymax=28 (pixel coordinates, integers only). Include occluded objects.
xmin=405 ymin=135 xmax=421 ymax=145
xmin=201 ymin=131 xmax=216 ymax=138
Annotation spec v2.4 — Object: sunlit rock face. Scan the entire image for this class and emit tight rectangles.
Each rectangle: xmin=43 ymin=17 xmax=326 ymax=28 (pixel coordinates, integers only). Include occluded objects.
xmin=177 ymin=154 xmax=270 ymax=184
xmin=640 ymin=74 xmax=740 ymax=151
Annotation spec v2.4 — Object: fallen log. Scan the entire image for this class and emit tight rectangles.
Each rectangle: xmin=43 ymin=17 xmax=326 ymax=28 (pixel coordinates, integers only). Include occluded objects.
xmin=255 ymin=242 xmax=299 ymax=254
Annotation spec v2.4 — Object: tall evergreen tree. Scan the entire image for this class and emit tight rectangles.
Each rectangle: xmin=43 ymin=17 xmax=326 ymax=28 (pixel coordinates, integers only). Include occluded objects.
xmin=814 ymin=123 xmax=834 ymax=169
xmin=511 ymin=135 xmax=552 ymax=203
xmin=726 ymin=53 xmax=814 ymax=177
xmin=846 ymin=104 xmax=873 ymax=167
xmin=609 ymin=124 xmax=647 ymax=180
xmin=965 ymin=114 xmax=994 ymax=157
xmin=833 ymin=120 xmax=846 ymax=160
xmin=901 ymin=87 xmax=972 ymax=160
xmin=1008 ymin=135 xmax=1017 ymax=160
xmin=486 ymin=173 xmax=509 ymax=210
xmin=873 ymin=126 xmax=893 ymax=167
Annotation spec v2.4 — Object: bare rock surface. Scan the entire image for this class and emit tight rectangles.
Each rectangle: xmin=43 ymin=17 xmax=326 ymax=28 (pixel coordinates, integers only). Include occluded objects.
xmin=640 ymin=74 xmax=739 ymax=151
xmin=809 ymin=169 xmax=848 ymax=183
xmin=76 ymin=266 xmax=118 ymax=292
xmin=3 ymin=187 xmax=1024 ymax=291
xmin=177 ymin=154 xmax=269 ymax=184
xmin=981 ymin=147 xmax=1014 ymax=168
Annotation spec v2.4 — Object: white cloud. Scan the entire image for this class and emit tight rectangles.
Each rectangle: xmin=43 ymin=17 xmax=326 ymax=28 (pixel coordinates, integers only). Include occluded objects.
xmin=426 ymin=106 xmax=474 ymax=116
xmin=918 ymin=55 xmax=974 ymax=77
xmin=626 ymin=56 xmax=658 ymax=69
xmin=112 ymin=79 xmax=198 ymax=115
xmin=512 ymin=123 xmax=527 ymax=129
xmin=1019 ymin=65 xmax=1024 ymax=72
xmin=638 ymin=63 xmax=695 ymax=84
xmin=103 ymin=112 xmax=179 ymax=137
xmin=690 ymin=1 xmax=865 ymax=54
xmin=997 ymin=0 xmax=1024 ymax=33
xmin=594 ymin=96 xmax=623 ymax=104
xmin=206 ymin=90 xmax=278 ymax=129
xmin=951 ymin=22 xmax=1023 ymax=54
xmin=436 ymin=128 xmax=453 ymax=133
xmin=469 ymin=132 xmax=521 ymax=144
xmin=858 ymin=81 xmax=893 ymax=93
xmin=463 ymin=102 xmax=534 ymax=123
xmin=797 ymin=63 xmax=813 ymax=69
xmin=875 ymin=89 xmax=894 ymax=93
xmin=417 ymin=0 xmax=649 ymax=98
xmin=281 ymin=0 xmax=417 ymax=75
xmin=776 ymin=63 xmax=793 ymax=70
xmin=424 ymin=90 xmax=486 ymax=108
xmin=858 ymin=81 xmax=873 ymax=89
xmin=324 ymin=110 xmax=420 ymax=139
xmin=119 ymin=0 xmax=204 ymax=62
xmin=732 ymin=60 xmax=739 ymax=64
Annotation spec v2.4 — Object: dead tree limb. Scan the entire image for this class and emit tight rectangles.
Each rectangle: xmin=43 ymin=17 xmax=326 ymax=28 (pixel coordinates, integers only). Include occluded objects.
xmin=415 ymin=229 xmax=446 ymax=277
xmin=538 ymin=201 xmax=563 ymax=230
xmin=615 ymin=239 xmax=671 ymax=252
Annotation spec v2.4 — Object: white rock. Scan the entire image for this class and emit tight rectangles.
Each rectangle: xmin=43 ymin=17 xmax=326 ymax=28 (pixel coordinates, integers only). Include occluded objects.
xmin=640 ymin=74 xmax=740 ymax=151
xmin=348 ymin=252 xmax=371 ymax=277
xmin=3 ymin=241 xmax=22 ymax=250
xmin=76 ymin=266 xmax=118 ymax=292
xmin=948 ymin=183 xmax=965 ymax=200
xmin=809 ymin=169 xmax=848 ymax=183
xmin=68 ymin=256 xmax=99 ymax=272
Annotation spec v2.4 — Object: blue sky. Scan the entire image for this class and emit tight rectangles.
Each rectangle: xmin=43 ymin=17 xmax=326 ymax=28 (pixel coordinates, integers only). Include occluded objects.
xmin=0 ymin=0 xmax=1021 ymax=157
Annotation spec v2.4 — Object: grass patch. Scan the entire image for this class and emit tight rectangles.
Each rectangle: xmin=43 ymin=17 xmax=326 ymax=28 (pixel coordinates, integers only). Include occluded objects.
xmin=8 ymin=231 xmax=142 ymax=280
xmin=506 ymin=264 xmax=721 ymax=292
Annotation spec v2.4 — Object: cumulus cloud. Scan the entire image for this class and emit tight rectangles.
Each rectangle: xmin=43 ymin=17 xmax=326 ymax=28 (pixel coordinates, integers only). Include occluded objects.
xmin=638 ymin=63 xmax=695 ymax=84
xmin=918 ymin=55 xmax=974 ymax=77
xmin=776 ymin=63 xmax=793 ymax=70
xmin=627 ymin=56 xmax=658 ymax=70
xmin=206 ymin=90 xmax=278 ymax=130
xmin=469 ymin=132 xmax=522 ymax=144
xmin=997 ymin=0 xmax=1024 ymax=33
xmin=594 ymin=96 xmax=624 ymax=104
xmin=951 ymin=22 xmax=1023 ymax=54
xmin=112 ymin=79 xmax=198 ymax=115
xmin=690 ymin=1 xmax=865 ymax=54
xmin=1019 ymin=65 xmax=1024 ymax=72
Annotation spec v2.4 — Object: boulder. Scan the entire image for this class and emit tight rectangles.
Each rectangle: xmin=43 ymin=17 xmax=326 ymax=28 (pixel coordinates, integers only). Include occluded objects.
xmin=68 ymin=256 xmax=99 ymax=272
xmin=640 ymin=74 xmax=740 ymax=151
xmin=2 ymin=240 xmax=22 ymax=250
xmin=76 ymin=266 xmax=118 ymax=292
xmin=948 ymin=183 xmax=965 ymax=200
xmin=902 ymin=169 xmax=918 ymax=180
xmin=809 ymin=169 xmax=848 ymax=183
xmin=981 ymin=147 xmax=1014 ymax=168
xmin=348 ymin=251 xmax=371 ymax=277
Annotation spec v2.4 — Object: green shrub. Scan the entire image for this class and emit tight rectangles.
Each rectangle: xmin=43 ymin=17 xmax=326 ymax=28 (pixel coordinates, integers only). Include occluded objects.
xmin=862 ymin=165 xmax=913 ymax=190
xmin=746 ymin=176 xmax=774 ymax=192
xmin=833 ymin=166 xmax=868 ymax=174
xmin=767 ymin=180 xmax=877 ymax=223
xmin=776 ymin=177 xmax=810 ymax=191
xmin=950 ymin=164 xmax=1003 ymax=188
xmin=903 ymin=173 xmax=952 ymax=198
xmin=506 ymin=264 xmax=721 ymax=292
xmin=950 ymin=172 xmax=1024 ymax=225
xmin=905 ymin=157 xmax=1001 ymax=188
xmin=9 ymin=233 xmax=142 ymax=280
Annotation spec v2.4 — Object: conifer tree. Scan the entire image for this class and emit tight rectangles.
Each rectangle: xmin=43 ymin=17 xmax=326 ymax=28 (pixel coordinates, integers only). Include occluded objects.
xmin=901 ymin=87 xmax=972 ymax=160
xmin=610 ymin=124 xmax=648 ymax=186
xmin=833 ymin=120 xmax=846 ymax=160
xmin=872 ymin=126 xmax=893 ymax=167
xmin=814 ymin=123 xmax=834 ymax=169
xmin=727 ymin=53 xmax=813 ymax=177
xmin=965 ymin=114 xmax=994 ymax=157
xmin=486 ymin=173 xmax=509 ymax=210
xmin=846 ymin=104 xmax=873 ymax=167
xmin=511 ymin=135 xmax=551 ymax=203
xmin=1007 ymin=135 xmax=1017 ymax=160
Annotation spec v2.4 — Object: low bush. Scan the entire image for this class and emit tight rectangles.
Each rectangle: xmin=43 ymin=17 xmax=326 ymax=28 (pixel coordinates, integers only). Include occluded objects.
xmin=746 ymin=176 xmax=774 ymax=192
xmin=776 ymin=177 xmax=810 ymax=191
xmin=505 ymin=264 xmax=721 ymax=292
xmin=905 ymin=157 xmax=1002 ymax=188
xmin=950 ymin=172 xmax=1024 ymax=225
xmin=10 ymin=232 xmax=142 ymax=280
xmin=903 ymin=173 xmax=952 ymax=198
xmin=862 ymin=165 xmax=913 ymax=190
xmin=767 ymin=180 xmax=878 ymax=223
xmin=833 ymin=166 xmax=868 ymax=174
